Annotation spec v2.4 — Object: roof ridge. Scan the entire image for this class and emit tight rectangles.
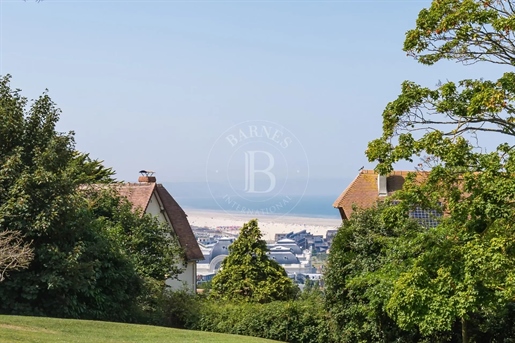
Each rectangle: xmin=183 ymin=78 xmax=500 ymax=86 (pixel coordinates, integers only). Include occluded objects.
xmin=122 ymin=182 xmax=158 ymax=187
xmin=390 ymin=170 xmax=417 ymax=174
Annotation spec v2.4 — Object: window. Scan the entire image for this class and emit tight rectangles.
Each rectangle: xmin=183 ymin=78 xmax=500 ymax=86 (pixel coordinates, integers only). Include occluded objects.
xmin=410 ymin=208 xmax=440 ymax=228
xmin=392 ymin=200 xmax=442 ymax=228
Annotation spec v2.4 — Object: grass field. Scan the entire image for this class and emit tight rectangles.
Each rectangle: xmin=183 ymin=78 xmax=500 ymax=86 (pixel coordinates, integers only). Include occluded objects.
xmin=0 ymin=315 xmax=281 ymax=343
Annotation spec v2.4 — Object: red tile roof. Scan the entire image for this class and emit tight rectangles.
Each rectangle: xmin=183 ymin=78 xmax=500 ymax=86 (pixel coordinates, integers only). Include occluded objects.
xmin=333 ymin=170 xmax=424 ymax=220
xmin=155 ymin=185 xmax=204 ymax=261
xmin=115 ymin=183 xmax=204 ymax=261
xmin=115 ymin=183 xmax=155 ymax=213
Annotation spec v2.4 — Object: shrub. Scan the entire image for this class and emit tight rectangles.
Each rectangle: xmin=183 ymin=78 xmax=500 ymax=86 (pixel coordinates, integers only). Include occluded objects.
xmin=188 ymin=296 xmax=331 ymax=343
xmin=146 ymin=288 xmax=202 ymax=328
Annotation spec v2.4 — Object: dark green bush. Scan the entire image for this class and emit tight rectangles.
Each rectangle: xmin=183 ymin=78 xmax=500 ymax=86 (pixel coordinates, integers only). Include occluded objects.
xmin=146 ymin=288 xmax=202 ymax=328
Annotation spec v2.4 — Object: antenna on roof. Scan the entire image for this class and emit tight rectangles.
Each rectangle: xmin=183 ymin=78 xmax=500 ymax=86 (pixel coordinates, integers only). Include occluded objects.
xmin=358 ymin=166 xmax=364 ymax=172
xmin=139 ymin=170 xmax=155 ymax=177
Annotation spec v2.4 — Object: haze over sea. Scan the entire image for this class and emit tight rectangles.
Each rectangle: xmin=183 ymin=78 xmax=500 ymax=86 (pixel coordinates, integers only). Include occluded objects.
xmin=177 ymin=195 xmax=341 ymax=220
xmin=164 ymin=179 xmax=346 ymax=220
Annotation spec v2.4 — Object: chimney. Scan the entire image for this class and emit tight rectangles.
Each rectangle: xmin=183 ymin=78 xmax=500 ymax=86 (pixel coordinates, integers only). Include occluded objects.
xmin=138 ymin=170 xmax=156 ymax=183
xmin=377 ymin=174 xmax=387 ymax=197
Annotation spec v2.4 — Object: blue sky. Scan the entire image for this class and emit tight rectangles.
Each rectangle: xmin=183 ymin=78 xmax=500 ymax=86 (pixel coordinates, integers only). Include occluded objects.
xmin=1 ymin=0 xmax=508 ymax=196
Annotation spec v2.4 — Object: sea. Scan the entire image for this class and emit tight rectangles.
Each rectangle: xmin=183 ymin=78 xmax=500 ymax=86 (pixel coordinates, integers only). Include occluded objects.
xmin=175 ymin=195 xmax=341 ymax=219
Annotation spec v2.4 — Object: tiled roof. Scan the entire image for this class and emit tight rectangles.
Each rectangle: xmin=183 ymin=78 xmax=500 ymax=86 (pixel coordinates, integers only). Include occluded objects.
xmin=114 ymin=183 xmax=204 ymax=261
xmin=333 ymin=170 xmax=423 ymax=220
xmin=115 ymin=183 xmax=156 ymax=213
xmin=155 ymin=185 xmax=204 ymax=261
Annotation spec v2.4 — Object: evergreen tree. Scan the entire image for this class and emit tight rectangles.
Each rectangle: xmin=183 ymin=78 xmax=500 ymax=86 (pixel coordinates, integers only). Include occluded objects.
xmin=210 ymin=219 xmax=298 ymax=303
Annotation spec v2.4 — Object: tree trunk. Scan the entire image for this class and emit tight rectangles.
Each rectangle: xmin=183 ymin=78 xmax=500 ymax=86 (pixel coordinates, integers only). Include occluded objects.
xmin=462 ymin=317 xmax=469 ymax=343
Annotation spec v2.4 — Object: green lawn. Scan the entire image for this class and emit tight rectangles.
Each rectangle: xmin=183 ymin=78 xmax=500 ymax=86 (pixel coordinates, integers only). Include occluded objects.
xmin=0 ymin=315 xmax=281 ymax=343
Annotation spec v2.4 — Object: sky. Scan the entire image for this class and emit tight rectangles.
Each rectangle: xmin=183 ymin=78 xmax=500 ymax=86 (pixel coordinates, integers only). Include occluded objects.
xmin=1 ymin=0 xmax=509 ymax=198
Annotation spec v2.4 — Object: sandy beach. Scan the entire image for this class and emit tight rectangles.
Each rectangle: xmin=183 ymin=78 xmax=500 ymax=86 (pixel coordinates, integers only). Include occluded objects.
xmin=184 ymin=208 xmax=342 ymax=241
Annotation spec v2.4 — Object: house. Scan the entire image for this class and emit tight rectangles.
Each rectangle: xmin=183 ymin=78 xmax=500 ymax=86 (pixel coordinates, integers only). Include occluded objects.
xmin=333 ymin=169 xmax=432 ymax=222
xmin=114 ymin=173 xmax=204 ymax=292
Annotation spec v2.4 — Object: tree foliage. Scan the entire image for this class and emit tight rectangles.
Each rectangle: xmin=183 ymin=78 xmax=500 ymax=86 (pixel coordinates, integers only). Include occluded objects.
xmin=70 ymin=152 xmax=116 ymax=184
xmin=0 ymin=74 xmax=183 ymax=322
xmin=0 ymin=74 xmax=136 ymax=319
xmin=87 ymin=188 xmax=185 ymax=282
xmin=325 ymin=201 xmax=515 ymax=342
xmin=210 ymin=219 xmax=298 ymax=303
xmin=367 ymin=0 xmax=515 ymax=176
xmin=362 ymin=1 xmax=515 ymax=341
xmin=325 ymin=203 xmax=426 ymax=343
xmin=404 ymin=0 xmax=515 ymax=66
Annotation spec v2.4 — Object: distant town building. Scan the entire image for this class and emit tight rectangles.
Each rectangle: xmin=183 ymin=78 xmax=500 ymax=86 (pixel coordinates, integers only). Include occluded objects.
xmin=274 ymin=230 xmax=329 ymax=253
xmin=196 ymin=234 xmax=317 ymax=283
xmin=197 ymin=237 xmax=236 ymax=276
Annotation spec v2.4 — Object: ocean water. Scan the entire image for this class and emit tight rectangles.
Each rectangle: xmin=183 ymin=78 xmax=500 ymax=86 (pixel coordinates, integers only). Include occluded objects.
xmin=176 ymin=195 xmax=341 ymax=219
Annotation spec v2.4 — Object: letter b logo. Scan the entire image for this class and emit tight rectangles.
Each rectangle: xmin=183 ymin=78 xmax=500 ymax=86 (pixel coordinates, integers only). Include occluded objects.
xmin=244 ymin=151 xmax=276 ymax=193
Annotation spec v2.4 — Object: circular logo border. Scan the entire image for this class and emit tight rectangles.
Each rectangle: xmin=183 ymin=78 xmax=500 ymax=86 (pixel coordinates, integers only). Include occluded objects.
xmin=205 ymin=120 xmax=310 ymax=220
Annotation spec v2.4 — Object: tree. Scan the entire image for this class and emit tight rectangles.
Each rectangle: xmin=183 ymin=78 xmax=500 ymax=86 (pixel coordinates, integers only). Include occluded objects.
xmin=0 ymin=230 xmax=33 ymax=282
xmin=87 ymin=188 xmax=185 ymax=282
xmin=324 ymin=203 xmax=425 ymax=343
xmin=0 ymin=74 xmax=140 ymax=319
xmin=404 ymin=0 xmax=515 ymax=66
xmin=210 ymin=219 xmax=298 ymax=303
xmin=384 ymin=213 xmax=515 ymax=342
xmin=0 ymin=75 xmax=183 ymax=323
xmin=365 ymin=1 xmax=515 ymax=341
xmin=367 ymin=0 xmax=515 ymax=175
xmin=83 ymin=188 xmax=185 ymax=322
xmin=69 ymin=152 xmax=116 ymax=184
xmin=324 ymin=195 xmax=515 ymax=342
